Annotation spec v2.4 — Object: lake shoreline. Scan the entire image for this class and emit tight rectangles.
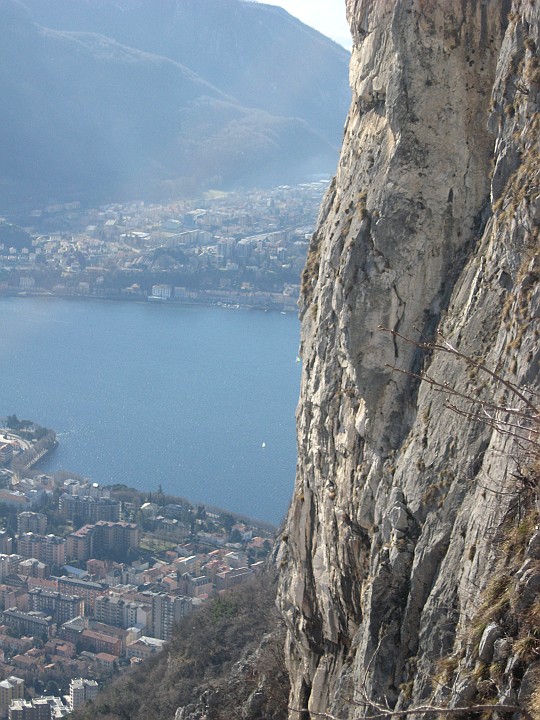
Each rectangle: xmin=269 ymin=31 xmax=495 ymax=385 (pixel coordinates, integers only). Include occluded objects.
xmin=0 ymin=288 xmax=299 ymax=314
xmin=0 ymin=297 xmax=300 ymax=524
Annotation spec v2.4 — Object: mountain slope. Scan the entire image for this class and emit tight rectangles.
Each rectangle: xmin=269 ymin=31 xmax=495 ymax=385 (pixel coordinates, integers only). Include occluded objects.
xmin=71 ymin=574 xmax=288 ymax=720
xmin=25 ymin=1 xmax=540 ymax=719
xmin=21 ymin=0 xmax=351 ymax=148
xmin=0 ymin=0 xmax=345 ymax=211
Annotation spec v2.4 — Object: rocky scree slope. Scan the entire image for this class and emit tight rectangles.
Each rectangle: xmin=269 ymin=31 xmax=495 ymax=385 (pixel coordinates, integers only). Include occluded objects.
xmin=278 ymin=0 xmax=540 ymax=718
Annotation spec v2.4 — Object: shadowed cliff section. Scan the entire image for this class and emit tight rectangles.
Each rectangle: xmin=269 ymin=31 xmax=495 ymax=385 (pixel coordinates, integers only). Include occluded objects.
xmin=0 ymin=0 xmax=348 ymax=212
xmin=278 ymin=0 xmax=540 ymax=717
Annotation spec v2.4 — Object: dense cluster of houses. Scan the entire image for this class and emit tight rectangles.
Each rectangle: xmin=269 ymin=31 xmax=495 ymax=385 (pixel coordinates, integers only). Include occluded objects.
xmin=1 ymin=181 xmax=330 ymax=308
xmin=0 ymin=471 xmax=273 ymax=718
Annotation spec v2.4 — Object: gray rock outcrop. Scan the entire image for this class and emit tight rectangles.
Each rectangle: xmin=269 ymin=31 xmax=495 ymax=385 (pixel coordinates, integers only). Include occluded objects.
xmin=278 ymin=0 xmax=540 ymax=717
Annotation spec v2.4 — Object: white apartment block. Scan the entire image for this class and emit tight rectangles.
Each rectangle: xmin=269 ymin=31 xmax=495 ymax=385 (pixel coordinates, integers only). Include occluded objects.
xmin=68 ymin=678 xmax=99 ymax=711
xmin=0 ymin=677 xmax=24 ymax=717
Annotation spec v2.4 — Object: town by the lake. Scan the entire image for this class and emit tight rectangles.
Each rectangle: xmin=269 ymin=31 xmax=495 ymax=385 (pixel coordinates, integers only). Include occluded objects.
xmin=0 ymin=416 xmax=275 ymax=717
xmin=0 ymin=180 xmax=329 ymax=313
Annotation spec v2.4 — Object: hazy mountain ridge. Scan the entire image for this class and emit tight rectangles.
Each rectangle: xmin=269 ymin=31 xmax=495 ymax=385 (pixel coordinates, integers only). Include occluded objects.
xmin=21 ymin=0 xmax=350 ymax=145
xmin=0 ymin=0 xmax=349 ymax=212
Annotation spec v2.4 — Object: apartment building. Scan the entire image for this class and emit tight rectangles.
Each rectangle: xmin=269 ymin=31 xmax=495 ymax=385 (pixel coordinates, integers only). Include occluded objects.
xmin=17 ymin=513 xmax=47 ymax=536
xmin=80 ymin=629 xmax=122 ymax=657
xmin=68 ymin=678 xmax=98 ymax=711
xmin=0 ymin=585 xmax=28 ymax=612
xmin=94 ymin=595 xmax=149 ymax=631
xmin=126 ymin=636 xmax=166 ymax=661
xmin=59 ymin=495 xmax=120 ymax=523
xmin=186 ymin=575 xmax=213 ymax=599
xmin=2 ymin=610 xmax=54 ymax=640
xmin=93 ymin=595 xmax=124 ymax=627
xmin=0 ymin=677 xmax=23 ymax=717
xmin=66 ymin=522 xmax=138 ymax=563
xmin=0 ymin=556 xmax=23 ymax=582
xmin=0 ymin=444 xmax=13 ymax=466
xmin=0 ymin=492 xmax=30 ymax=511
xmin=17 ymin=535 xmax=65 ymax=568
xmin=56 ymin=577 xmax=108 ymax=616
xmin=28 ymin=589 xmax=83 ymax=624
xmin=16 ymin=535 xmax=41 ymax=563
xmin=66 ymin=526 xmax=94 ymax=563
xmin=0 ymin=636 xmax=33 ymax=655
xmin=18 ymin=559 xmax=48 ymax=580
xmin=8 ymin=699 xmax=48 ymax=720
xmin=58 ymin=616 xmax=87 ymax=645
xmin=8 ymin=697 xmax=68 ymax=720
xmin=0 ymin=532 xmax=13 ymax=555
xmin=214 ymin=567 xmax=253 ymax=591
xmin=40 ymin=536 xmax=65 ymax=568
xmin=139 ymin=591 xmax=192 ymax=641
xmin=93 ymin=522 xmax=138 ymax=556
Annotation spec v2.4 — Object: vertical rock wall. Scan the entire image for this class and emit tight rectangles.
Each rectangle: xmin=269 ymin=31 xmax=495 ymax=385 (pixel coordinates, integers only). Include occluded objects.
xmin=278 ymin=0 xmax=540 ymax=716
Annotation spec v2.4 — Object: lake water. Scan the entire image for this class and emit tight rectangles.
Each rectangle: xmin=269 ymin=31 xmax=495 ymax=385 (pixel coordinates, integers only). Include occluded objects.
xmin=0 ymin=297 xmax=301 ymax=525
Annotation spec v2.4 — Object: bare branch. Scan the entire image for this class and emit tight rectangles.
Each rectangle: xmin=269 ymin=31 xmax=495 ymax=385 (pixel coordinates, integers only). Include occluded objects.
xmin=379 ymin=326 xmax=538 ymax=415
xmin=443 ymin=401 xmax=540 ymax=450
xmin=385 ymin=363 xmax=538 ymax=423
xmin=289 ymin=703 xmax=533 ymax=720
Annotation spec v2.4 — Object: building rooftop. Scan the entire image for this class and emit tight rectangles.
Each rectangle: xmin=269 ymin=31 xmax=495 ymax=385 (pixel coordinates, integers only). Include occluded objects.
xmin=61 ymin=566 xmax=90 ymax=579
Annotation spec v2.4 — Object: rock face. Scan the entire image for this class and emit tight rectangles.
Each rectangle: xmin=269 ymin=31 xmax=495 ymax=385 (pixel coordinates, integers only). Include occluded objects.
xmin=278 ymin=0 xmax=540 ymax=717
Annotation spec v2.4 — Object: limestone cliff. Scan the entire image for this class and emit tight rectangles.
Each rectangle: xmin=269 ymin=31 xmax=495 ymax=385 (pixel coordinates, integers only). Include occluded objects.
xmin=278 ymin=0 xmax=540 ymax=717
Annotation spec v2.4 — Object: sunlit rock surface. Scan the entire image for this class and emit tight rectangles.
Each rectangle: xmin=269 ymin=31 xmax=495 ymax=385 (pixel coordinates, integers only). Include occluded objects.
xmin=278 ymin=1 xmax=540 ymax=716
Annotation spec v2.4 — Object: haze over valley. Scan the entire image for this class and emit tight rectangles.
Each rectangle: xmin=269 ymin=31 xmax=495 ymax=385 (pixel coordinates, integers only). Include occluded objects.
xmin=0 ymin=0 xmax=350 ymax=528
xmin=0 ymin=0 xmax=350 ymax=213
